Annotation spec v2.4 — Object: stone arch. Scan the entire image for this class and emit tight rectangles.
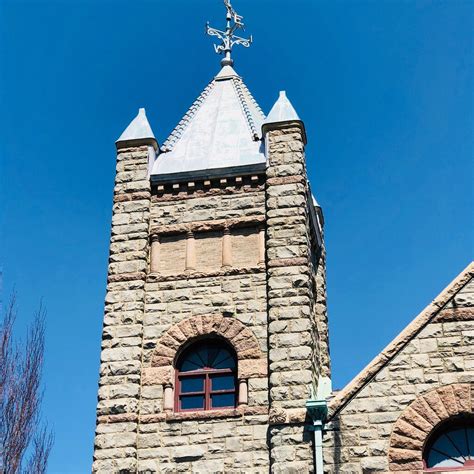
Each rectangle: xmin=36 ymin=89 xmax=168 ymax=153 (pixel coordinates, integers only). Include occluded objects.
xmin=148 ymin=315 xmax=266 ymax=384
xmin=388 ymin=383 xmax=473 ymax=471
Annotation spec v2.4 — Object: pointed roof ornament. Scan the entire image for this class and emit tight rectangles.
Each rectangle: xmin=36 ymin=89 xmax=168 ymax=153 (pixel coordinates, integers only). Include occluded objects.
xmin=116 ymin=108 xmax=158 ymax=150
xmin=206 ymin=0 xmax=252 ymax=68
xmin=214 ymin=64 xmax=240 ymax=81
xmin=262 ymin=91 xmax=307 ymax=144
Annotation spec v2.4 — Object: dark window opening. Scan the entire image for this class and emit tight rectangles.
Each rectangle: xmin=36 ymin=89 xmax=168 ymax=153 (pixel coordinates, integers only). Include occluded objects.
xmin=175 ymin=340 xmax=237 ymax=412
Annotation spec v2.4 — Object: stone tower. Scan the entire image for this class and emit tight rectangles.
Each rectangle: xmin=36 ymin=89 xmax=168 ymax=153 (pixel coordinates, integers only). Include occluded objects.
xmin=93 ymin=3 xmax=330 ymax=472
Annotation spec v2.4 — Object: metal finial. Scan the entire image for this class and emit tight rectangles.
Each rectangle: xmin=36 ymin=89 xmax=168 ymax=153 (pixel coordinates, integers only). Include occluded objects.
xmin=206 ymin=0 xmax=252 ymax=67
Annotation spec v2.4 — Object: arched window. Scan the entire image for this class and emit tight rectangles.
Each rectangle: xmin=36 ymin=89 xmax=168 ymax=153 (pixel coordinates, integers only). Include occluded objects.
xmin=424 ymin=417 xmax=474 ymax=470
xmin=175 ymin=340 xmax=237 ymax=412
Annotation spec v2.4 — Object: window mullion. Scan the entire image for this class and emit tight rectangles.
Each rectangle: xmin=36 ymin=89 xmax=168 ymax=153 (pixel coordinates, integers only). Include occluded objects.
xmin=205 ymin=373 xmax=210 ymax=411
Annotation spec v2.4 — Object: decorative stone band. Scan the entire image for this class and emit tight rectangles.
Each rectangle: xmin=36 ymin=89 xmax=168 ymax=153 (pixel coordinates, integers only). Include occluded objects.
xmin=147 ymin=315 xmax=267 ymax=384
xmin=433 ymin=306 xmax=474 ymax=322
xmin=266 ymin=175 xmax=306 ymax=186
xmin=108 ymin=271 xmax=147 ymax=283
xmin=114 ymin=191 xmax=151 ymax=203
xmin=267 ymin=257 xmax=308 ymax=268
xmin=146 ymin=264 xmax=265 ymax=283
xmin=388 ymin=383 xmax=473 ymax=471
xmin=150 ymin=215 xmax=265 ymax=238
xmin=268 ymin=407 xmax=308 ymax=426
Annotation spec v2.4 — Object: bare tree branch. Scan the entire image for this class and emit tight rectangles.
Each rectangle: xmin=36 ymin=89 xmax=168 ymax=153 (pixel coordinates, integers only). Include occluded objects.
xmin=0 ymin=297 xmax=53 ymax=474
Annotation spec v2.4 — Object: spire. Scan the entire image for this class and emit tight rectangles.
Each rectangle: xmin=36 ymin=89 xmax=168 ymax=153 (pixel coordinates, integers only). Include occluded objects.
xmin=206 ymin=0 xmax=252 ymax=68
xmin=116 ymin=108 xmax=157 ymax=150
xmin=151 ymin=67 xmax=265 ymax=179
xmin=262 ymin=91 xmax=307 ymax=144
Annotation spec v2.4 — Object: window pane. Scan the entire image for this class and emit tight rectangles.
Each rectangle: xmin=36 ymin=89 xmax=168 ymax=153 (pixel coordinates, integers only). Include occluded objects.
xmin=213 ymin=349 xmax=236 ymax=369
xmin=180 ymin=376 xmax=204 ymax=393
xmin=431 ymin=434 xmax=455 ymax=457
xmin=448 ymin=428 xmax=469 ymax=458
xmin=427 ymin=449 xmax=462 ymax=468
xmin=180 ymin=351 xmax=205 ymax=372
xmin=207 ymin=345 xmax=220 ymax=367
xmin=211 ymin=374 xmax=235 ymax=391
xmin=180 ymin=395 xmax=204 ymax=410
xmin=197 ymin=346 xmax=210 ymax=367
xmin=211 ymin=393 xmax=235 ymax=408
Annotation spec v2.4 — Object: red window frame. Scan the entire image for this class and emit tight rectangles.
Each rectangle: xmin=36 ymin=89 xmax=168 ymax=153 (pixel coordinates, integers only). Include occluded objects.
xmin=175 ymin=341 xmax=237 ymax=412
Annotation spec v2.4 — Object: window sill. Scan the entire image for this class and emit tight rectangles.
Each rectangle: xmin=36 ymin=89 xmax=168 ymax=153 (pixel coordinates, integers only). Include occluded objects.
xmin=138 ymin=405 xmax=268 ymax=424
xmin=166 ymin=405 xmax=267 ymax=422
xmin=166 ymin=409 xmax=242 ymax=422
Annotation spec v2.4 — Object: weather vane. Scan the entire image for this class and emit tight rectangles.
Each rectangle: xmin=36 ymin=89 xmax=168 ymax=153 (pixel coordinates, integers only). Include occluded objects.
xmin=206 ymin=0 xmax=252 ymax=67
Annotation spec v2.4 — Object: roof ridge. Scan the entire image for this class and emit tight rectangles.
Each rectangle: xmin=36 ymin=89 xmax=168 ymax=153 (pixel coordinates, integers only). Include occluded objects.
xmin=232 ymin=77 xmax=260 ymax=140
xmin=238 ymin=79 xmax=265 ymax=118
xmin=161 ymin=80 xmax=215 ymax=152
xmin=327 ymin=261 xmax=474 ymax=419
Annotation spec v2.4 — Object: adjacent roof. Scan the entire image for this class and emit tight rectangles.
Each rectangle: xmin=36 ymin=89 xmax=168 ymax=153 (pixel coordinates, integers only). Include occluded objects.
xmin=151 ymin=65 xmax=265 ymax=179
xmin=116 ymin=108 xmax=157 ymax=150
xmin=328 ymin=261 xmax=474 ymax=419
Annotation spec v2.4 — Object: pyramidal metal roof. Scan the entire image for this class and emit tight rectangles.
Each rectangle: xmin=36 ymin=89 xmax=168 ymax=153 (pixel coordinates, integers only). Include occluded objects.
xmin=151 ymin=65 xmax=266 ymax=179
xmin=263 ymin=91 xmax=301 ymax=125
xmin=116 ymin=108 xmax=157 ymax=149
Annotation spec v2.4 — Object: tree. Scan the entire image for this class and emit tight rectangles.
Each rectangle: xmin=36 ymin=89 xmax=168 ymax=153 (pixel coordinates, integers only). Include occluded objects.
xmin=0 ymin=297 xmax=53 ymax=473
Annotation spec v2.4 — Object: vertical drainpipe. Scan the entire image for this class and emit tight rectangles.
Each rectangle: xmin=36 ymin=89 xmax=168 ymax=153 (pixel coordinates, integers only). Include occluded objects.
xmin=306 ymin=399 xmax=328 ymax=473
xmin=306 ymin=377 xmax=331 ymax=473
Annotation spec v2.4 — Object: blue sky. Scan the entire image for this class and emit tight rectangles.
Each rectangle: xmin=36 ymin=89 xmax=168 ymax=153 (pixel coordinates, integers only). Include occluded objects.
xmin=0 ymin=0 xmax=472 ymax=471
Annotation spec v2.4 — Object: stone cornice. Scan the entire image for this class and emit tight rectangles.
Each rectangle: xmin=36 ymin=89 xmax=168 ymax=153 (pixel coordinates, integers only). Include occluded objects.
xmin=115 ymin=145 xmax=150 ymax=154
xmin=152 ymin=182 xmax=264 ymax=202
xmin=262 ymin=121 xmax=307 ymax=145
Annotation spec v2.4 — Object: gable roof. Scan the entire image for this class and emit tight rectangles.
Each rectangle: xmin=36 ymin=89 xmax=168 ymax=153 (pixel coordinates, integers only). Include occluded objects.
xmin=151 ymin=65 xmax=265 ymax=180
xmin=328 ymin=261 xmax=474 ymax=419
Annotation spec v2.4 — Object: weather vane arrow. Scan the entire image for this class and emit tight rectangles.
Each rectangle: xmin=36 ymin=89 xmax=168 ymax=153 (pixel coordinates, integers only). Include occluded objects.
xmin=206 ymin=0 xmax=253 ymax=67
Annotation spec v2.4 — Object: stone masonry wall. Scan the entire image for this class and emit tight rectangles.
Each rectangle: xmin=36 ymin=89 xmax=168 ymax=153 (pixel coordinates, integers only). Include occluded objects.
xmin=322 ymin=274 xmax=474 ymax=473
xmin=265 ymin=125 xmax=325 ymax=473
xmin=312 ymin=239 xmax=330 ymax=379
xmin=94 ymin=127 xmax=328 ymax=472
xmin=94 ymin=145 xmax=152 ymax=473
xmin=136 ymin=180 xmax=271 ymax=473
